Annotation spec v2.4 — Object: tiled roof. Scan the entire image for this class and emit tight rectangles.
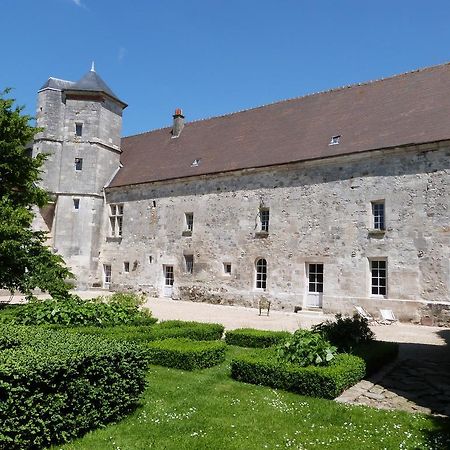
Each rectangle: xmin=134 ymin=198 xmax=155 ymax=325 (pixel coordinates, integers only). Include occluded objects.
xmin=109 ymin=62 xmax=450 ymax=187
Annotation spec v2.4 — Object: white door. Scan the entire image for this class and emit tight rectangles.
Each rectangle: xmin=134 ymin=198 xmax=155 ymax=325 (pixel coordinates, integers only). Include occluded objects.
xmin=306 ymin=263 xmax=323 ymax=308
xmin=163 ymin=265 xmax=174 ymax=297
xmin=103 ymin=264 xmax=112 ymax=289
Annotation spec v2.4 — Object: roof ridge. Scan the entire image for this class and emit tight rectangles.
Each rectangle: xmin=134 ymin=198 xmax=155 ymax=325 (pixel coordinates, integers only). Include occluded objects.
xmin=123 ymin=61 xmax=450 ymax=140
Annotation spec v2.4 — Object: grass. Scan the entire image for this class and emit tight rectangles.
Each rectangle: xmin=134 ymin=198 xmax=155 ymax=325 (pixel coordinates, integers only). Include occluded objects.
xmin=55 ymin=346 xmax=450 ymax=450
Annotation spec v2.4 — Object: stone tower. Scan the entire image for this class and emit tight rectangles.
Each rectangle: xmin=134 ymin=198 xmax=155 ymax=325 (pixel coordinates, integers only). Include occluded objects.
xmin=33 ymin=65 xmax=127 ymax=288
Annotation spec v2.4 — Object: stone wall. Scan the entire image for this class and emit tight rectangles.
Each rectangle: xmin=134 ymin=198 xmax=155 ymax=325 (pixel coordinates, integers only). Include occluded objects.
xmin=100 ymin=142 xmax=450 ymax=324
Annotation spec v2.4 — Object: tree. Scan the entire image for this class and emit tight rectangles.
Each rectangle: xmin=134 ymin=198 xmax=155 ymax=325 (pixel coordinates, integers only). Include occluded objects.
xmin=0 ymin=89 xmax=73 ymax=299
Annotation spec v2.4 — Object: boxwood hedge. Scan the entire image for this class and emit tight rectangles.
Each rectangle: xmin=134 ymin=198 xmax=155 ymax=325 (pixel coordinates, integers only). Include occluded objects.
xmin=225 ymin=328 xmax=291 ymax=348
xmin=0 ymin=325 xmax=148 ymax=450
xmin=146 ymin=338 xmax=227 ymax=370
xmin=230 ymin=348 xmax=365 ymax=399
xmin=353 ymin=340 xmax=399 ymax=376
xmin=62 ymin=320 xmax=225 ymax=342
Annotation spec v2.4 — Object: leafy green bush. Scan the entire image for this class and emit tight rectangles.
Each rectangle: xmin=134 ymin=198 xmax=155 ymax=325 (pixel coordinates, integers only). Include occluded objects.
xmin=11 ymin=293 xmax=156 ymax=327
xmin=225 ymin=328 xmax=291 ymax=348
xmin=146 ymin=338 xmax=227 ymax=370
xmin=277 ymin=329 xmax=337 ymax=367
xmin=231 ymin=348 xmax=365 ymax=399
xmin=0 ymin=325 xmax=148 ymax=449
xmin=312 ymin=314 xmax=375 ymax=352
xmin=352 ymin=340 xmax=399 ymax=376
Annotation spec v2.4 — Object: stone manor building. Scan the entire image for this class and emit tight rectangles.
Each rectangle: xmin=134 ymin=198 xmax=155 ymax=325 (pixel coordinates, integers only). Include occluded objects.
xmin=32 ymin=63 xmax=450 ymax=324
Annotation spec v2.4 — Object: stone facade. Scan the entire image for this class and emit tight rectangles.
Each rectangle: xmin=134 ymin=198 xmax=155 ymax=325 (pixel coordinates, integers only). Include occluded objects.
xmin=33 ymin=70 xmax=450 ymax=324
xmin=101 ymin=143 xmax=449 ymax=323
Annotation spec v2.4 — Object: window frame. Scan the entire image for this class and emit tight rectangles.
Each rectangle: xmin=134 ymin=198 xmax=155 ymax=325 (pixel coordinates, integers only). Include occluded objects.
xmin=370 ymin=259 xmax=387 ymax=297
xmin=75 ymin=123 xmax=83 ymax=137
xmin=255 ymin=258 xmax=267 ymax=290
xmin=185 ymin=212 xmax=194 ymax=232
xmin=184 ymin=254 xmax=194 ymax=274
xmin=103 ymin=264 xmax=112 ymax=287
xmin=260 ymin=208 xmax=270 ymax=233
xmin=371 ymin=200 xmax=385 ymax=230
xmin=73 ymin=198 xmax=80 ymax=211
xmin=224 ymin=263 xmax=232 ymax=275
xmin=307 ymin=263 xmax=324 ymax=294
xmin=74 ymin=157 xmax=83 ymax=171
xmin=109 ymin=203 xmax=124 ymax=237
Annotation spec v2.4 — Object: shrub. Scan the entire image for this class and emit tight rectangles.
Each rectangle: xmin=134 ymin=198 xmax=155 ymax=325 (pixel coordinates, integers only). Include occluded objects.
xmin=231 ymin=348 xmax=365 ymax=399
xmin=57 ymin=321 xmax=224 ymax=343
xmin=0 ymin=325 xmax=148 ymax=449
xmin=11 ymin=293 xmax=156 ymax=327
xmin=353 ymin=340 xmax=399 ymax=376
xmin=150 ymin=320 xmax=224 ymax=341
xmin=277 ymin=329 xmax=337 ymax=367
xmin=225 ymin=328 xmax=291 ymax=348
xmin=146 ymin=338 xmax=227 ymax=370
xmin=312 ymin=314 xmax=374 ymax=352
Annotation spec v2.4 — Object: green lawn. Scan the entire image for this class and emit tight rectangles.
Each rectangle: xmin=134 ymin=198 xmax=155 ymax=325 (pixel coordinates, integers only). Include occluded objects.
xmin=56 ymin=347 xmax=449 ymax=450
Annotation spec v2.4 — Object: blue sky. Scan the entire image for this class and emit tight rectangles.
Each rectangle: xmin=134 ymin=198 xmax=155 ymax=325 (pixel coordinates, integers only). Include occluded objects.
xmin=2 ymin=0 xmax=450 ymax=136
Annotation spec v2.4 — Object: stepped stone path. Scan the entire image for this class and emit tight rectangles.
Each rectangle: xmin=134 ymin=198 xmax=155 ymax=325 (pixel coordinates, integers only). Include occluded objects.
xmin=336 ymin=340 xmax=450 ymax=417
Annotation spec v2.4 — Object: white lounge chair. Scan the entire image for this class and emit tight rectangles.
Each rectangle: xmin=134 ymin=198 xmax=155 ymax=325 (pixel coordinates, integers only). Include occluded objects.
xmin=379 ymin=309 xmax=398 ymax=325
xmin=354 ymin=306 xmax=377 ymax=324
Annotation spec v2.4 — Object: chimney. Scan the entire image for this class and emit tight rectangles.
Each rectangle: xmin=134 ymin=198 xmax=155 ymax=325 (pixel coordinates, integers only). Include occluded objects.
xmin=172 ymin=108 xmax=185 ymax=138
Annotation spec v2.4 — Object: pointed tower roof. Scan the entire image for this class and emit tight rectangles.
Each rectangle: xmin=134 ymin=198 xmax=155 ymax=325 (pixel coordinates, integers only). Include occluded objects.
xmin=71 ymin=67 xmax=118 ymax=98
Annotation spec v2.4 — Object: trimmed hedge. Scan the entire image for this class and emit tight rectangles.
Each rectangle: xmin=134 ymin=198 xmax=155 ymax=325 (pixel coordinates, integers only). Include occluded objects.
xmin=60 ymin=320 xmax=224 ymax=342
xmin=225 ymin=328 xmax=291 ymax=348
xmin=146 ymin=338 xmax=227 ymax=370
xmin=0 ymin=325 xmax=148 ymax=449
xmin=353 ymin=340 xmax=399 ymax=376
xmin=230 ymin=348 xmax=365 ymax=399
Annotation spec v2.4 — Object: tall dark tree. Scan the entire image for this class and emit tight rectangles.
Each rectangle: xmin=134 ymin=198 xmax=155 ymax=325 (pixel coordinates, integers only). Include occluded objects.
xmin=0 ymin=89 xmax=72 ymax=299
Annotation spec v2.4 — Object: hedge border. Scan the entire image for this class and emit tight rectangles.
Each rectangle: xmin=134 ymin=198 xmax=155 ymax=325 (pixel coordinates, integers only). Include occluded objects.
xmin=230 ymin=348 xmax=365 ymax=399
xmin=225 ymin=328 xmax=291 ymax=348
xmin=146 ymin=338 xmax=227 ymax=370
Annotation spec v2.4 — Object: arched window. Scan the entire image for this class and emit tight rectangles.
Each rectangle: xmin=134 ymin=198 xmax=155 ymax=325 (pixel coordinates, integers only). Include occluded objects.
xmin=255 ymin=258 xmax=267 ymax=289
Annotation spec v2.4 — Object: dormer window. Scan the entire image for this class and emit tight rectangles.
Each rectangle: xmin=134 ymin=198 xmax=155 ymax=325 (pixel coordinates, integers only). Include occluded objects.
xmin=75 ymin=123 xmax=83 ymax=137
xmin=329 ymin=135 xmax=340 ymax=145
xmin=191 ymin=159 xmax=201 ymax=167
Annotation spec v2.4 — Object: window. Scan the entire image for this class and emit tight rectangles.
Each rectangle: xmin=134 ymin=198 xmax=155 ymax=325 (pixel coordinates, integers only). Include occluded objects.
xmin=164 ymin=265 xmax=174 ymax=286
xmin=255 ymin=258 xmax=267 ymax=289
xmin=260 ymin=208 xmax=270 ymax=232
xmin=224 ymin=263 xmax=232 ymax=275
xmin=75 ymin=123 xmax=83 ymax=137
xmin=103 ymin=264 xmax=111 ymax=287
xmin=75 ymin=158 xmax=83 ymax=171
xmin=371 ymin=259 xmax=387 ymax=296
xmin=123 ymin=261 xmax=130 ymax=273
xmin=372 ymin=201 xmax=385 ymax=230
xmin=109 ymin=204 xmax=123 ymax=237
xmin=191 ymin=159 xmax=201 ymax=167
xmin=185 ymin=212 xmax=194 ymax=232
xmin=308 ymin=263 xmax=324 ymax=293
xmin=184 ymin=255 xmax=194 ymax=274
xmin=73 ymin=198 xmax=80 ymax=210
xmin=329 ymin=135 xmax=341 ymax=145
xmin=149 ymin=255 xmax=153 ymax=264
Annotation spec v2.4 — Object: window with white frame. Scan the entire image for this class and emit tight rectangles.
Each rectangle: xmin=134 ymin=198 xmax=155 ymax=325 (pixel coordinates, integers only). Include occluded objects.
xmin=371 ymin=201 xmax=385 ymax=230
xmin=185 ymin=212 xmax=194 ymax=232
xmin=184 ymin=254 xmax=194 ymax=274
xmin=308 ymin=263 xmax=324 ymax=293
xmin=109 ymin=204 xmax=123 ymax=237
xmin=255 ymin=258 xmax=267 ymax=289
xmin=73 ymin=198 xmax=80 ymax=211
xmin=370 ymin=259 xmax=387 ymax=296
xmin=260 ymin=208 xmax=270 ymax=232
xmin=74 ymin=158 xmax=83 ymax=171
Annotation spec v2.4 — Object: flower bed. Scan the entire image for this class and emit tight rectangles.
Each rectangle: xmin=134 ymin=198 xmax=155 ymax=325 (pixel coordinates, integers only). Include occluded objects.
xmin=146 ymin=338 xmax=227 ymax=370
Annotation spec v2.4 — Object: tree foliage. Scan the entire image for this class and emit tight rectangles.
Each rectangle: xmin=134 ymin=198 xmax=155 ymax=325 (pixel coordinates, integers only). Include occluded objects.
xmin=0 ymin=88 xmax=72 ymax=298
